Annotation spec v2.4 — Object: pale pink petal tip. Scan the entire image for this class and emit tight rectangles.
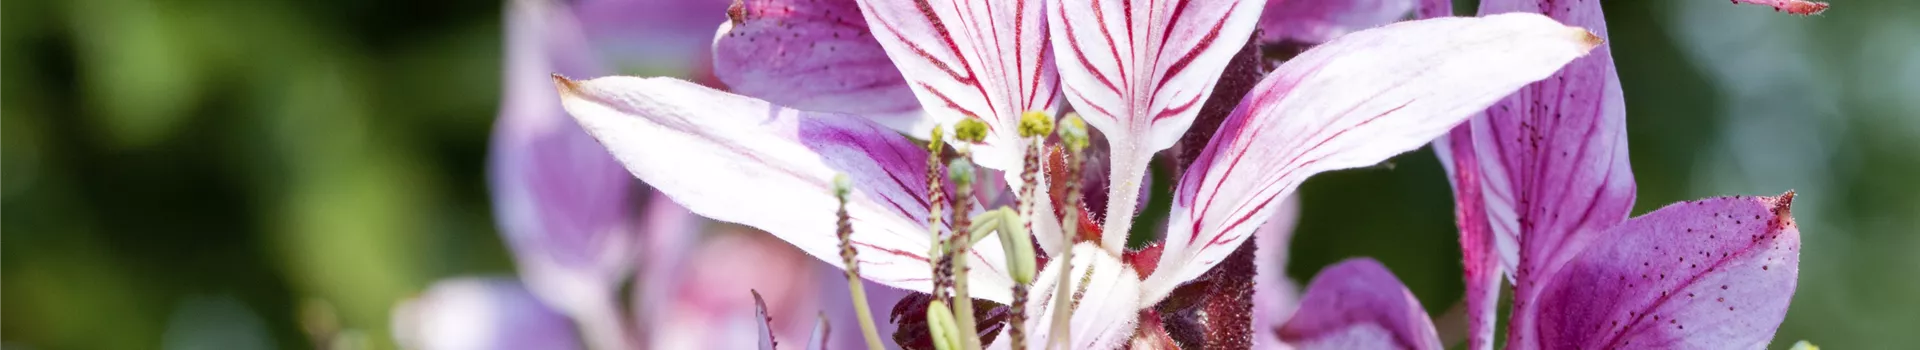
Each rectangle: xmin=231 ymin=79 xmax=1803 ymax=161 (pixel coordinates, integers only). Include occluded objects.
xmin=1735 ymin=0 xmax=1830 ymax=15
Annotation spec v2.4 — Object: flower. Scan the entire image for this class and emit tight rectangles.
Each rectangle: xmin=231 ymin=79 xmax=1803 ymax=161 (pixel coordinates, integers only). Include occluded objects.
xmin=556 ymin=0 xmax=1601 ymax=342
xmin=1270 ymin=1 xmax=1805 ymax=348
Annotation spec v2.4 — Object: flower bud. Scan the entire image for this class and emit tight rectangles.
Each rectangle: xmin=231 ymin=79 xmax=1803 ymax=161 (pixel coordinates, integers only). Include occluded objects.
xmin=926 ymin=301 xmax=962 ymax=350
xmin=994 ymin=208 xmax=1037 ymax=284
xmin=947 ymin=158 xmax=976 ymax=186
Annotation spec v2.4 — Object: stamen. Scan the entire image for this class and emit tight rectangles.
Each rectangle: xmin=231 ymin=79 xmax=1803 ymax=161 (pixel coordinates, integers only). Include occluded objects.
xmin=945 ymin=157 xmax=983 ymax=350
xmin=1047 ymin=113 xmax=1091 ymax=349
xmin=832 ymin=175 xmax=887 ymax=350
xmin=1014 ymin=111 xmax=1052 ymax=248
xmin=926 ymin=128 xmax=951 ymax=304
xmin=1010 ymin=110 xmax=1053 ymax=350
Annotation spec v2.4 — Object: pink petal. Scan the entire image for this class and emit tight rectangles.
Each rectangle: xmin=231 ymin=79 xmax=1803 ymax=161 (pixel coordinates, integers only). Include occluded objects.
xmin=1432 ymin=128 xmax=1502 ymax=350
xmin=1143 ymin=14 xmax=1604 ymax=304
xmin=1252 ymin=196 xmax=1304 ymax=349
xmin=571 ymin=0 xmax=732 ymax=73
xmin=1415 ymin=0 xmax=1452 ymax=19
xmin=392 ymin=278 xmax=583 ymax=350
xmin=852 ymin=0 xmax=1061 ymax=172
xmin=554 ymin=76 xmax=1017 ymax=303
xmin=1046 ymin=0 xmax=1267 ymax=252
xmin=563 ymin=0 xmax=731 ymax=83
xmin=1278 ymin=259 xmax=1442 ymax=350
xmin=713 ymin=0 xmax=929 ymax=133
xmin=1728 ymin=0 xmax=1830 ymax=15
xmin=1446 ymin=0 xmax=1637 ymax=343
xmin=648 ymin=229 xmax=815 ymax=349
xmin=1261 ymin=0 xmax=1414 ymax=44
xmin=995 ymin=242 xmax=1143 ymax=349
xmin=1527 ymin=194 xmax=1800 ymax=349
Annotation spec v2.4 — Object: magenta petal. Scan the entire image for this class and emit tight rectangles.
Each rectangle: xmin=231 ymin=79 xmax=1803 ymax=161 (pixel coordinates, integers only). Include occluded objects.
xmin=1529 ymin=194 xmax=1801 ymax=349
xmin=1415 ymin=0 xmax=1451 ymax=19
xmin=571 ymin=0 xmax=731 ymax=72
xmin=713 ymin=0 xmax=926 ymax=132
xmin=1434 ymin=127 xmax=1502 ymax=350
xmin=1279 ymin=259 xmax=1442 ymax=350
xmin=1260 ymin=0 xmax=1413 ymax=44
xmin=1447 ymin=0 xmax=1637 ymax=342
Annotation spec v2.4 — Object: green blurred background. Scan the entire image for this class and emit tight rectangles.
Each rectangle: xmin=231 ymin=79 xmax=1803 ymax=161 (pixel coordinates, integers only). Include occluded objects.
xmin=3 ymin=0 xmax=1915 ymax=349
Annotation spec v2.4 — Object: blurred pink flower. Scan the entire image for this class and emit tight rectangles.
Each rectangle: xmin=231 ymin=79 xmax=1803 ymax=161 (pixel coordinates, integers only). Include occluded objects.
xmin=470 ymin=1 xmax=912 ymax=349
xmin=392 ymin=278 xmax=583 ymax=350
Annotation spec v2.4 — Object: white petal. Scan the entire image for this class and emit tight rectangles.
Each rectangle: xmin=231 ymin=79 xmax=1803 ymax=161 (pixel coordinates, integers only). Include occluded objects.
xmin=852 ymin=0 xmax=1062 ymax=172
xmin=555 ymin=76 xmax=1015 ymax=302
xmin=1046 ymin=0 xmax=1268 ymax=252
xmin=993 ymin=242 xmax=1141 ymax=349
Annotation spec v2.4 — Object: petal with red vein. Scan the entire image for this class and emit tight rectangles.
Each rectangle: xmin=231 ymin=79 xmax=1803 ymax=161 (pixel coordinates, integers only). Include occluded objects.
xmin=1528 ymin=194 xmax=1799 ymax=349
xmin=554 ymin=76 xmax=1015 ymax=302
xmin=994 ymin=242 xmax=1142 ymax=349
xmin=1433 ymin=127 xmax=1502 ymax=350
xmin=852 ymin=0 xmax=1060 ymax=172
xmin=1047 ymin=0 xmax=1268 ymax=252
xmin=1278 ymin=258 xmax=1443 ymax=350
xmin=714 ymin=0 xmax=929 ymax=133
xmin=1143 ymin=13 xmax=1603 ymax=304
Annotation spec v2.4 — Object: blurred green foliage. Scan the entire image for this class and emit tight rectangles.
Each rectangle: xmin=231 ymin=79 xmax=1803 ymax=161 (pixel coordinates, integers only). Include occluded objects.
xmin=3 ymin=0 xmax=1915 ymax=349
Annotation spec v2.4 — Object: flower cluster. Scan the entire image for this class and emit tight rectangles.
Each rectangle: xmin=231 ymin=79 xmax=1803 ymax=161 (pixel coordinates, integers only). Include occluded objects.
xmin=395 ymin=0 xmax=1822 ymax=349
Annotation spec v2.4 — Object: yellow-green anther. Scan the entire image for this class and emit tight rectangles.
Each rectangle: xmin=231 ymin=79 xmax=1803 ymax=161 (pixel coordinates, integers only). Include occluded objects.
xmin=927 ymin=126 xmax=947 ymax=152
xmin=833 ymin=174 xmax=852 ymax=200
xmin=953 ymin=118 xmax=990 ymax=143
xmin=1018 ymin=111 xmax=1054 ymax=138
xmin=1056 ymin=113 xmax=1089 ymax=151
xmin=993 ymin=208 xmax=1036 ymax=284
xmin=947 ymin=158 xmax=976 ymax=187
xmin=926 ymin=301 xmax=962 ymax=350
xmin=1789 ymin=341 xmax=1819 ymax=350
